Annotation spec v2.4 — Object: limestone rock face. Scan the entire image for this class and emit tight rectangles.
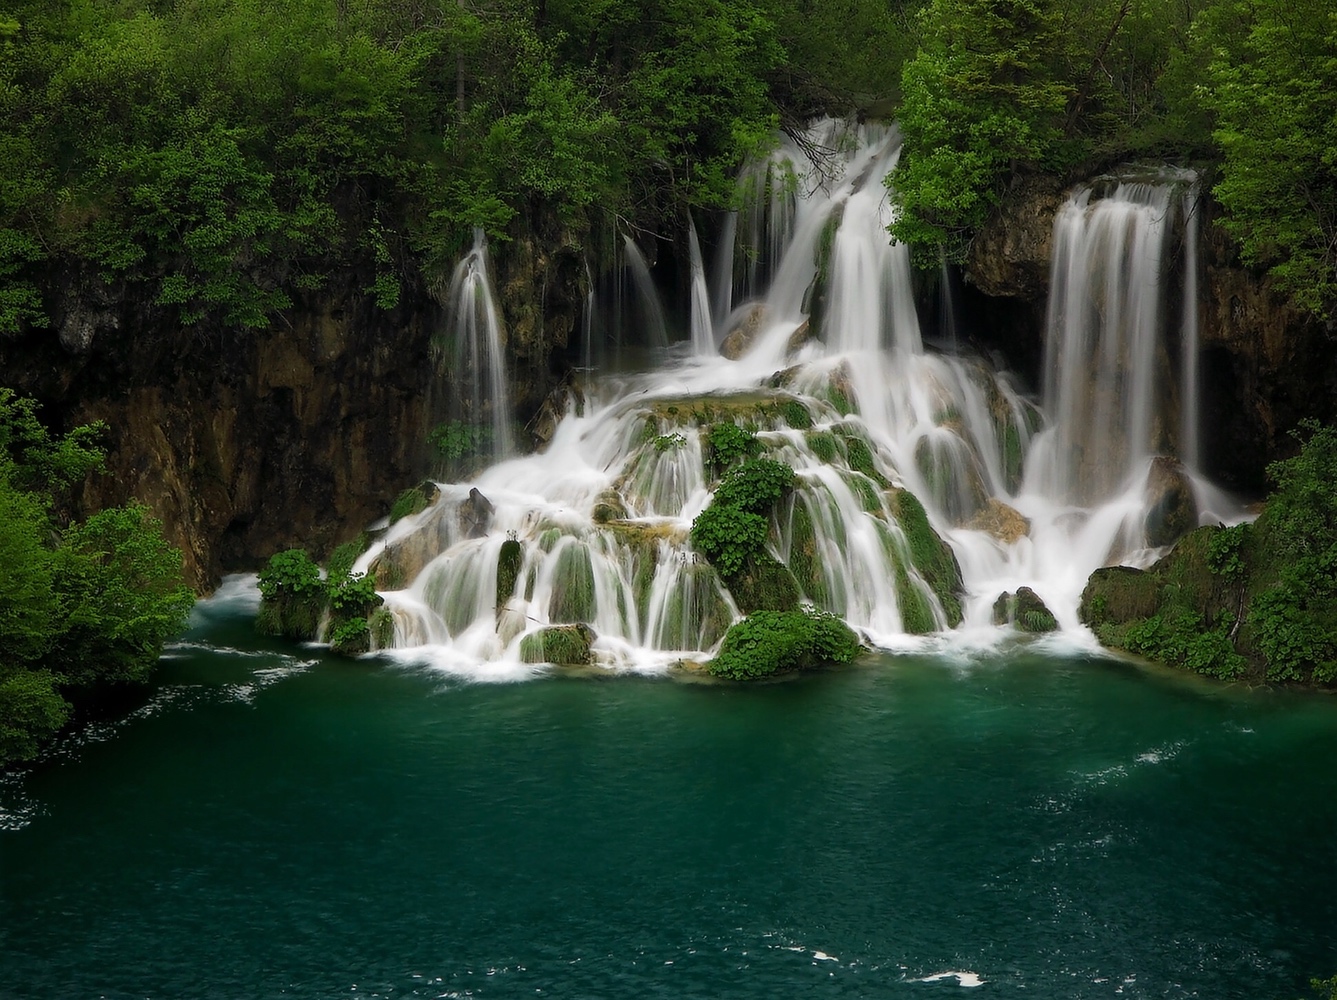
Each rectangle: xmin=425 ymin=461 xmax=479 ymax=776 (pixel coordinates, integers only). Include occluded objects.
xmin=966 ymin=174 xmax=1067 ymax=301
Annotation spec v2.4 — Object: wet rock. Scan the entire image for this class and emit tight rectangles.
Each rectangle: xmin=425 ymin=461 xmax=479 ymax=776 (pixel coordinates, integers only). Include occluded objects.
xmin=968 ymin=498 xmax=1031 ymax=543
xmin=992 ymin=586 xmax=1058 ymax=632
xmin=1079 ymin=565 xmax=1161 ymax=627
xmin=459 ymin=487 xmax=494 ymax=539
xmin=519 ymin=623 xmax=596 ymax=665
xmin=719 ymin=303 xmax=768 ymax=360
xmin=1144 ymin=456 xmax=1196 ymax=547
xmin=965 ymin=173 xmax=1066 ymax=300
xmin=592 ymin=488 xmax=628 ymax=523
xmin=527 ymin=375 xmax=586 ymax=451
xmin=496 ymin=538 xmax=523 ymax=612
xmin=785 ymin=320 xmax=813 ymax=357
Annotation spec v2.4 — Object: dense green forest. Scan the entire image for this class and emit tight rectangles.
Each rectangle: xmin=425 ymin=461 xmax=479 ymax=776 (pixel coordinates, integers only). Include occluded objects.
xmin=1 ymin=0 xmax=1333 ymax=333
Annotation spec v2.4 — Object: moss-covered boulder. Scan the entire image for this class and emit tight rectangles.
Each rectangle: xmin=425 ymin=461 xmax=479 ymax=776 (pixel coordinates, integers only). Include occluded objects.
xmin=707 ymin=607 xmax=861 ymax=680
xmin=388 ymin=480 xmax=440 ymax=525
xmin=729 ymin=553 xmax=801 ymax=614
xmin=496 ymin=539 xmax=523 ymax=612
xmin=992 ymin=587 xmax=1058 ymax=632
xmin=519 ymin=624 xmax=596 ymax=665
xmin=256 ymin=548 xmax=328 ymax=641
xmin=887 ymin=488 xmax=964 ymax=627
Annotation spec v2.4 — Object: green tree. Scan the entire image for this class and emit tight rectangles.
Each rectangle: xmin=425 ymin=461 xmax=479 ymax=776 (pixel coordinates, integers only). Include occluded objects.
xmin=1200 ymin=0 xmax=1337 ymax=316
xmin=888 ymin=0 xmax=1073 ymax=260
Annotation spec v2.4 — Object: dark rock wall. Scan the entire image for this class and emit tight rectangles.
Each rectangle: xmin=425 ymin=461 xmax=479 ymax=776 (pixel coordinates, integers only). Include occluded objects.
xmin=2 ymin=250 xmax=577 ymax=591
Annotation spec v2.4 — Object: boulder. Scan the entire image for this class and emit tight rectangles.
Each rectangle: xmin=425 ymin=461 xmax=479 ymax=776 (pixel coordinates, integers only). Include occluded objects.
xmin=992 ymin=586 xmax=1058 ymax=632
xmin=459 ymin=487 xmax=494 ymax=539
xmin=1144 ymin=456 xmax=1196 ymax=547
xmin=968 ymin=498 xmax=1031 ymax=543
xmin=719 ymin=303 xmax=769 ymax=360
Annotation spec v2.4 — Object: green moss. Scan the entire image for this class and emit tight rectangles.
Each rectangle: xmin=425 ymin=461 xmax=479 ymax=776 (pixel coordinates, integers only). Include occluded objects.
xmin=1000 ymin=422 xmax=1023 ymax=495
xmin=894 ymin=564 xmax=937 ymax=634
xmin=728 ymin=553 xmax=801 ymax=614
xmin=550 ymin=544 xmax=596 ymax=623
xmin=806 ymin=431 xmax=838 ymax=464
xmin=326 ymin=535 xmax=369 ymax=582
xmin=496 ymin=539 xmax=523 ymax=610
xmin=779 ymin=398 xmax=813 ymax=430
xmin=369 ymin=607 xmax=396 ymax=649
xmin=519 ymin=624 xmax=595 ymax=665
xmin=707 ymin=606 xmax=861 ymax=681
xmin=887 ymin=489 xmax=964 ymax=627
xmin=786 ymin=500 xmax=826 ymax=607
xmin=389 ymin=484 xmax=432 ymax=525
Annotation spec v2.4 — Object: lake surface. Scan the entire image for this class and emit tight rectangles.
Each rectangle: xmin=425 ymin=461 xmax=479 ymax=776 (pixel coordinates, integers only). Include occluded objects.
xmin=2 ymin=585 xmax=1335 ymax=999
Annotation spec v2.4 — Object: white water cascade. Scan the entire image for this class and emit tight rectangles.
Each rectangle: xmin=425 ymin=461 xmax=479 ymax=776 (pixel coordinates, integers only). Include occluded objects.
xmin=439 ymin=228 xmax=513 ymax=459
xmin=358 ymin=124 xmax=1236 ymax=677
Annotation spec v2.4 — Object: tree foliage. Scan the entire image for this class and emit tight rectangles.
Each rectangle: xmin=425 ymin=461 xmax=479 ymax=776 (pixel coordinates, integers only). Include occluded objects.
xmin=0 ymin=390 xmax=193 ymax=768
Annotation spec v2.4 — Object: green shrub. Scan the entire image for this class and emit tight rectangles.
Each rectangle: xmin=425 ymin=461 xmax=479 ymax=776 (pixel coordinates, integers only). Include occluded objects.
xmin=713 ymin=458 xmax=797 ymax=514
xmin=1124 ymin=608 xmax=1246 ymax=680
xmin=653 ymin=432 xmax=686 ymax=452
xmin=326 ymin=536 xmax=369 ymax=583
xmin=257 ymin=549 xmax=323 ymax=601
xmin=389 ymin=488 xmax=429 ymax=525
xmin=1206 ymin=522 xmax=1250 ymax=581
xmin=329 ymin=616 xmax=370 ymax=656
xmin=707 ymin=422 xmax=762 ymax=475
xmin=690 ymin=505 xmax=769 ymax=579
xmin=708 ymin=607 xmax=860 ymax=680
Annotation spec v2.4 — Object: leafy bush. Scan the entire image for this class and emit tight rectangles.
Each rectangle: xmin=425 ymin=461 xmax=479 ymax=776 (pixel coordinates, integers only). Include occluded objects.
xmin=429 ymin=421 xmax=492 ymax=464
xmin=257 ymin=549 xmax=323 ymax=601
xmin=1 ymin=391 xmax=192 ymax=766
xmin=653 ymin=432 xmax=686 ymax=452
xmin=708 ymin=607 xmax=860 ymax=680
xmin=328 ymin=573 xmax=378 ymax=615
xmin=707 ymin=422 xmax=762 ymax=475
xmin=713 ymin=458 xmax=796 ymax=514
xmin=389 ymin=487 xmax=429 ymax=525
xmin=1206 ymin=522 xmax=1250 ymax=581
xmin=690 ymin=505 xmax=769 ymax=580
xmin=1124 ymin=609 xmax=1247 ymax=680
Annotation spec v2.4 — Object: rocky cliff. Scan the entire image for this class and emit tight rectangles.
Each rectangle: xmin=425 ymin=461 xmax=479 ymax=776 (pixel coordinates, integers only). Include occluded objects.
xmin=2 ymin=239 xmax=578 ymax=591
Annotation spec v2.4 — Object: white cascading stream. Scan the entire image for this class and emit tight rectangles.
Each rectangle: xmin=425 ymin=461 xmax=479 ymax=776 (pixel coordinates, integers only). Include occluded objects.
xmin=363 ymin=124 xmax=1238 ymax=676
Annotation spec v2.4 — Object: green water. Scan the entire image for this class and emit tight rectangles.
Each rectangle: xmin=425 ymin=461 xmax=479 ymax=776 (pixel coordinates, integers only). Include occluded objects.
xmin=2 ymin=592 xmax=1335 ymax=999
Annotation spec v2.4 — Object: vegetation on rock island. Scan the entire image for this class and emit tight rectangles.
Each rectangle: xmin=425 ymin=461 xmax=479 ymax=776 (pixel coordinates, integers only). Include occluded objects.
xmin=1081 ymin=421 xmax=1337 ymax=686
xmin=707 ymin=606 xmax=861 ymax=680
xmin=0 ymin=389 xmax=193 ymax=767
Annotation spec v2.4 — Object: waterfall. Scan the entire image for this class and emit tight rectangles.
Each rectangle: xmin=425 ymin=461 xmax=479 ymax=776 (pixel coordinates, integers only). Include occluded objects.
xmin=1033 ymin=171 xmax=1200 ymax=502
xmin=687 ymin=215 xmax=716 ymax=355
xmin=622 ymin=235 xmax=670 ymax=349
xmin=1180 ymin=183 xmax=1202 ymax=470
xmin=351 ymin=127 xmax=1236 ymax=675
xmin=440 ymin=228 xmax=513 ymax=459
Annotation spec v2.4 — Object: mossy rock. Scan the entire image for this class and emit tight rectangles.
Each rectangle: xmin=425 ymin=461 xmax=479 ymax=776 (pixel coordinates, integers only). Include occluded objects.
xmin=1079 ymin=565 xmax=1162 ymax=628
xmin=727 ymin=552 xmax=801 ymax=614
xmin=887 ymin=488 xmax=964 ymax=627
xmin=968 ymin=498 xmax=1030 ymax=543
xmin=369 ymin=608 xmax=396 ymax=649
xmin=389 ymin=480 xmax=440 ymax=525
xmin=992 ymin=587 xmax=1058 ymax=633
xmin=519 ymin=624 xmax=596 ymax=665
xmin=496 ymin=539 xmax=523 ymax=611
xmin=1144 ymin=456 xmax=1196 ymax=547
xmin=707 ymin=607 xmax=861 ymax=681
xmin=894 ymin=564 xmax=938 ymax=635
xmin=592 ymin=488 xmax=629 ymax=523
xmin=256 ymin=592 xmax=326 ymax=641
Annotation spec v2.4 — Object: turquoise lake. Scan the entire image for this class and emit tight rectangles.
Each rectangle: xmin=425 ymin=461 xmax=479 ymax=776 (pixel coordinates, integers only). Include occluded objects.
xmin=2 ymin=588 xmax=1335 ymax=999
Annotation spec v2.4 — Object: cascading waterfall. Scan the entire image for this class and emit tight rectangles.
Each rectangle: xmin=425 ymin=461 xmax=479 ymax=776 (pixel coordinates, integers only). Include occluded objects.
xmin=687 ymin=216 xmax=716 ymax=356
xmin=440 ymin=228 xmax=513 ymax=459
xmin=621 ymin=235 xmax=670 ymax=350
xmin=357 ymin=124 xmax=1234 ymax=675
